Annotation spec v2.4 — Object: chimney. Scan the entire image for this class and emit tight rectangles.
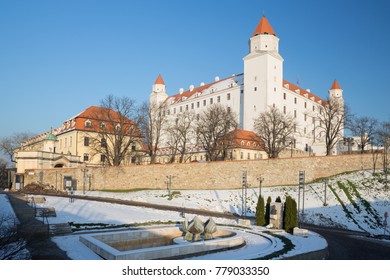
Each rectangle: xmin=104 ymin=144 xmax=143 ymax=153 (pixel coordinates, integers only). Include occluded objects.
xmin=179 ymin=88 xmax=184 ymax=94
xmin=215 ymin=76 xmax=220 ymax=81
xmin=200 ymin=82 xmax=205 ymax=86
xmin=189 ymin=85 xmax=194 ymax=91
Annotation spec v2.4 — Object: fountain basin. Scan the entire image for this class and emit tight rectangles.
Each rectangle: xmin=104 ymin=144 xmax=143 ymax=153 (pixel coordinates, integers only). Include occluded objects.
xmin=79 ymin=226 xmax=245 ymax=260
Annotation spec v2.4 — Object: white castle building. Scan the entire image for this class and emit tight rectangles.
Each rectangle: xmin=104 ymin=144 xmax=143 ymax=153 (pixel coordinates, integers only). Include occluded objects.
xmin=150 ymin=16 xmax=344 ymax=157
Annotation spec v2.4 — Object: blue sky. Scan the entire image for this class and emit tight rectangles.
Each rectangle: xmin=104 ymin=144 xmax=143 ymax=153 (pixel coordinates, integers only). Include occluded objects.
xmin=1 ymin=0 xmax=389 ymax=139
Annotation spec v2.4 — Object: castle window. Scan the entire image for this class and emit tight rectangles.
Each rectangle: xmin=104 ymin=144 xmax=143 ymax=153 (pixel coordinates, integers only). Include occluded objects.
xmin=217 ymin=96 xmax=221 ymax=103
xmin=180 ymin=106 xmax=182 ymax=112
xmin=283 ymin=92 xmax=286 ymax=100
xmin=84 ymin=153 xmax=89 ymax=161
xmin=174 ymin=108 xmax=176 ymax=114
xmin=186 ymin=104 xmax=188 ymax=111
xmin=167 ymin=109 xmax=170 ymax=115
xmin=247 ymin=153 xmax=250 ymax=160
xmin=191 ymin=103 xmax=194 ymax=109
xmin=210 ymin=98 xmax=213 ymax=105
xmin=240 ymin=152 xmax=243 ymax=159
xmin=283 ymin=106 xmax=286 ymax=114
xmin=294 ymin=97 xmax=297 ymax=104
xmin=197 ymin=102 xmax=200 ymax=108
xmin=203 ymin=100 xmax=206 ymax=106
xmin=304 ymin=114 xmax=307 ymax=121
xmin=313 ymin=105 xmax=315 ymax=111
xmin=254 ymin=87 xmax=257 ymax=91
xmin=227 ymin=93 xmax=231 ymax=100
xmin=294 ymin=110 xmax=297 ymax=118
xmin=100 ymin=154 xmax=106 ymax=163
xmin=304 ymin=102 xmax=307 ymax=109
xmin=84 ymin=137 xmax=90 ymax=147
xmin=101 ymin=138 xmax=107 ymax=148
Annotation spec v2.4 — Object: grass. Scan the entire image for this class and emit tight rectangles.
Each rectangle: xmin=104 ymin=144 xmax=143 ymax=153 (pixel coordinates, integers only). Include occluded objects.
xmin=337 ymin=182 xmax=360 ymax=213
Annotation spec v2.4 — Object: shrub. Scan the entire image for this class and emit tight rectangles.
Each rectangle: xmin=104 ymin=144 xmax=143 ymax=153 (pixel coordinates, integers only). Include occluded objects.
xmin=283 ymin=196 xmax=298 ymax=233
xmin=255 ymin=195 xmax=265 ymax=226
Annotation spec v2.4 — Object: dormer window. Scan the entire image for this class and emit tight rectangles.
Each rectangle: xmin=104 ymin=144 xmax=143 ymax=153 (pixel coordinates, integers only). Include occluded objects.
xmin=101 ymin=122 xmax=106 ymax=130
xmin=85 ymin=120 xmax=92 ymax=128
xmin=115 ymin=124 xmax=121 ymax=131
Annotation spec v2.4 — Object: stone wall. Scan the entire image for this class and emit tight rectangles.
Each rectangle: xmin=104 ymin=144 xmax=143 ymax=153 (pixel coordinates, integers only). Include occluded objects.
xmin=23 ymin=154 xmax=376 ymax=191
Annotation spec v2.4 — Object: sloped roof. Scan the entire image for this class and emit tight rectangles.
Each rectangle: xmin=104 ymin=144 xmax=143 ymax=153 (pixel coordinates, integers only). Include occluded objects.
xmin=252 ymin=16 xmax=277 ymax=37
xmin=330 ymin=79 xmax=341 ymax=90
xmin=154 ymin=74 xmax=165 ymax=85
xmin=283 ymin=80 xmax=327 ymax=104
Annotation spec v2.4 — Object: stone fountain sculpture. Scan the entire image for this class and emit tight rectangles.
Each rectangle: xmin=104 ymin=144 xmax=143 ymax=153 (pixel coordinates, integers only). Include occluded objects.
xmin=182 ymin=216 xmax=217 ymax=242
xmin=204 ymin=218 xmax=217 ymax=240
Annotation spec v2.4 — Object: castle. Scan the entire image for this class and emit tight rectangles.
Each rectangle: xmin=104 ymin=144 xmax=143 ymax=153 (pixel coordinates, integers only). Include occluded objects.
xmin=150 ymin=16 xmax=344 ymax=158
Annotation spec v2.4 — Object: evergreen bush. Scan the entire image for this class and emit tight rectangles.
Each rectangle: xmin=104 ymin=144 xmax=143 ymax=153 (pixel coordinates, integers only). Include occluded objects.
xmin=255 ymin=195 xmax=265 ymax=226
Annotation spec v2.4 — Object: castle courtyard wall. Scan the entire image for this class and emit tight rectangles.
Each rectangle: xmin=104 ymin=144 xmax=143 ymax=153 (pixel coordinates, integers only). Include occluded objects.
xmin=23 ymin=154 xmax=376 ymax=191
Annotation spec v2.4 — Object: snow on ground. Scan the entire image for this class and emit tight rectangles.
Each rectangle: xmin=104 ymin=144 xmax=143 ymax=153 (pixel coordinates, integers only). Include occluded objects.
xmin=1 ymin=170 xmax=388 ymax=260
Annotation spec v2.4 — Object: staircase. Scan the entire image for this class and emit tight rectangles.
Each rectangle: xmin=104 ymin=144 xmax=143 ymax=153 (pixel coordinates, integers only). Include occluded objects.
xmin=49 ymin=223 xmax=73 ymax=236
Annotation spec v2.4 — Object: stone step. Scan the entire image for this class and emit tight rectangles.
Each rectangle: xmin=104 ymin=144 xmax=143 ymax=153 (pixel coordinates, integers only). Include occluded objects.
xmin=49 ymin=223 xmax=73 ymax=236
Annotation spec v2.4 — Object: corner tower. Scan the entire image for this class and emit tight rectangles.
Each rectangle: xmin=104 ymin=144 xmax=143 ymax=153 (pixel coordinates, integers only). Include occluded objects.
xmin=150 ymin=74 xmax=168 ymax=106
xmin=243 ymin=16 xmax=284 ymax=131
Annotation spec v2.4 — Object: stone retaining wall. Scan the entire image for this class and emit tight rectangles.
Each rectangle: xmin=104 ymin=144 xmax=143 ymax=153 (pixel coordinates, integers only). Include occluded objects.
xmin=24 ymin=154 xmax=376 ymax=191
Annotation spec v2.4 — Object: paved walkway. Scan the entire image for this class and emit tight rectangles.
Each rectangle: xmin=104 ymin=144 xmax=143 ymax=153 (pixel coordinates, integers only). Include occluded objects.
xmin=5 ymin=192 xmax=70 ymax=260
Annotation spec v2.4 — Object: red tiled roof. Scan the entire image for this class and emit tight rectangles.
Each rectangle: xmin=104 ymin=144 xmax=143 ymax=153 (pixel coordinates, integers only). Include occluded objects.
xmin=165 ymin=76 xmax=235 ymax=105
xmin=252 ymin=16 xmax=277 ymax=37
xmin=225 ymin=129 xmax=265 ymax=150
xmin=154 ymin=74 xmax=165 ymax=85
xmin=330 ymin=79 xmax=341 ymax=90
xmin=283 ymin=80 xmax=327 ymax=104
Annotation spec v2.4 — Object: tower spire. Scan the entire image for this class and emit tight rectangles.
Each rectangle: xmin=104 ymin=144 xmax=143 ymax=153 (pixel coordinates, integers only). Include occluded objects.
xmin=154 ymin=74 xmax=165 ymax=85
xmin=252 ymin=16 xmax=277 ymax=37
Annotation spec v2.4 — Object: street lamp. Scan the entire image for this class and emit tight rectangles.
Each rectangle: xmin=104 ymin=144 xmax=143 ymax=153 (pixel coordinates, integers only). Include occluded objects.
xmin=257 ymin=176 xmax=264 ymax=198
xmin=81 ymin=163 xmax=88 ymax=195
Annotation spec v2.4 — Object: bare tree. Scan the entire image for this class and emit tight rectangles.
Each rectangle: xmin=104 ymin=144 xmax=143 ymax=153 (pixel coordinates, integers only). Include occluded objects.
xmin=0 ymin=132 xmax=33 ymax=164
xmin=349 ymin=116 xmax=378 ymax=153
xmin=0 ymin=158 xmax=8 ymax=189
xmin=87 ymin=95 xmax=143 ymax=166
xmin=195 ymin=104 xmax=238 ymax=161
xmin=377 ymin=121 xmax=390 ymax=180
xmin=254 ymin=107 xmax=296 ymax=158
xmin=315 ymin=98 xmax=350 ymax=155
xmin=0 ymin=214 xmax=28 ymax=260
xmin=139 ymin=100 xmax=169 ymax=164
xmin=166 ymin=111 xmax=196 ymax=163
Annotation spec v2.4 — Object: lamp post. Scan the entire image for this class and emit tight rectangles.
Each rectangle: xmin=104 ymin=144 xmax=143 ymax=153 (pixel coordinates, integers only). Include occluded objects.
xmin=323 ymin=178 xmax=328 ymax=206
xmin=257 ymin=176 xmax=264 ymax=198
xmin=81 ymin=163 xmax=88 ymax=195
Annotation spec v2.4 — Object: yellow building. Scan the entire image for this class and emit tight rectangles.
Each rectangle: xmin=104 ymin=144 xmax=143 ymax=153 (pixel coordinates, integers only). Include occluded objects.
xmin=14 ymin=106 xmax=144 ymax=189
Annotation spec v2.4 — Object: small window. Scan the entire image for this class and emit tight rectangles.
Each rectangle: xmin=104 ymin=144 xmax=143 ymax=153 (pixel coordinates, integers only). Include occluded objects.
xmin=283 ymin=106 xmax=286 ymax=114
xmin=191 ymin=103 xmax=194 ymax=109
xmin=180 ymin=106 xmax=182 ymax=112
xmin=186 ymin=104 xmax=188 ymax=111
xmin=304 ymin=102 xmax=307 ymax=109
xmin=101 ymin=138 xmax=107 ymax=148
xmin=313 ymin=105 xmax=315 ymax=112
xmin=254 ymin=87 xmax=257 ymax=91
xmin=174 ymin=108 xmax=176 ymax=114
xmin=227 ymin=93 xmax=231 ymax=100
xmin=217 ymin=96 xmax=221 ymax=103
xmin=283 ymin=92 xmax=286 ymax=100
xmin=100 ymin=154 xmax=106 ymax=163
xmin=294 ymin=110 xmax=297 ymax=118
xmin=210 ymin=98 xmax=213 ymax=105
xmin=197 ymin=102 xmax=200 ymax=108
xmin=85 ymin=120 xmax=92 ymax=128
xmin=240 ymin=152 xmax=243 ymax=159
xmin=84 ymin=137 xmax=90 ymax=147
xmin=294 ymin=97 xmax=297 ymax=104
xmin=84 ymin=153 xmax=89 ymax=161
xmin=247 ymin=153 xmax=250 ymax=160
xmin=203 ymin=100 xmax=206 ymax=106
